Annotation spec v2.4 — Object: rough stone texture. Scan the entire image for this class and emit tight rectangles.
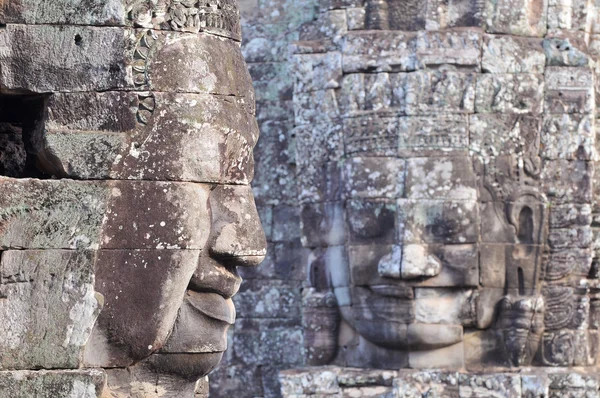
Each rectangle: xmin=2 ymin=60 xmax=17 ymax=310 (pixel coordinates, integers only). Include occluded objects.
xmin=280 ymin=368 xmax=600 ymax=398
xmin=210 ymin=0 xmax=600 ymax=396
xmin=0 ymin=0 xmax=265 ymax=397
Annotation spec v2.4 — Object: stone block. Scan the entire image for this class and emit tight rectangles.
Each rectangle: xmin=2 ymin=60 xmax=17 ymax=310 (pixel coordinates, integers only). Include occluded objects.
xmin=341 ymin=31 xmax=419 ymax=73
xmin=46 ymin=92 xmax=138 ymax=133
xmin=548 ymin=227 xmax=593 ymax=249
xmin=549 ymin=204 xmax=592 ymax=228
xmin=542 ymin=160 xmax=593 ymax=204
xmin=1 ymin=0 xmax=125 ymax=25
xmin=0 ymin=370 xmax=105 ymax=397
xmin=407 ymin=323 xmax=463 ymax=351
xmin=415 ymin=30 xmax=482 ymax=69
xmin=544 ymin=67 xmax=595 ymax=114
xmin=234 ymin=280 xmax=301 ymax=319
xmin=100 ymin=181 xmax=211 ymax=250
xmin=294 ymin=89 xmax=340 ymax=125
xmin=144 ymin=31 xmax=253 ymax=98
xmin=409 ymin=342 xmax=465 ymax=369
xmin=470 ymin=114 xmax=541 ymax=157
xmin=544 ymin=248 xmax=593 ymax=281
xmin=539 ymin=330 xmax=576 ymax=366
xmin=458 ymin=373 xmax=522 ymax=397
xmin=347 ymin=199 xmax=397 ymax=245
xmin=0 ymin=250 xmax=100 ymax=370
xmin=272 ymin=204 xmax=301 ymax=243
xmin=301 ymin=202 xmax=346 ymax=247
xmin=347 ymin=244 xmax=397 ymax=286
xmin=233 ymin=319 xmax=304 ymax=366
xmin=475 ymin=73 xmax=544 ymax=114
xmin=279 ymin=368 xmax=340 ymax=395
xmin=243 ymin=24 xmax=299 ymax=63
xmin=480 ymin=244 xmax=507 ymax=287
xmin=544 ymin=35 xmax=592 ymax=67
xmin=0 ymin=25 xmax=131 ymax=93
xmin=341 ymin=386 xmax=393 ymax=397
xmin=208 ymin=364 xmax=265 ymax=398
xmin=398 ymin=115 xmax=469 ymax=157
xmin=484 ymin=0 xmax=548 ymax=37
xmin=397 ymin=199 xmax=480 ymax=245
xmin=344 ymin=157 xmax=405 ymax=199
xmin=482 ymin=35 xmax=545 ymax=73
xmin=394 ymin=371 xmax=459 ymax=398
xmin=541 ymin=114 xmax=595 ymax=160
xmin=112 ymin=93 xmax=258 ymax=184
xmin=406 ymin=71 xmax=476 ymax=115
xmin=0 ymin=178 xmax=107 ymax=250
xmin=339 ymin=73 xmax=397 ymax=116
xmin=293 ymin=52 xmax=343 ymax=93
xmin=347 ymin=7 xmax=366 ymax=30
xmin=43 ymin=131 xmax=127 ymax=180
xmin=343 ymin=115 xmax=399 ymax=156
xmin=252 ymin=125 xmax=296 ymax=203
xmin=405 ymin=157 xmax=477 ymax=201
xmin=476 ymin=289 xmax=505 ymax=328
xmin=337 ymin=368 xmax=398 ymax=387
xmin=414 ymin=288 xmax=477 ymax=326
xmin=425 ymin=0 xmax=484 ymax=30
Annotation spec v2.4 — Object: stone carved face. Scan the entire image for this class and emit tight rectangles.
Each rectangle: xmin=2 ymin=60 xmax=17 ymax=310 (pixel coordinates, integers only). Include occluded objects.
xmin=0 ymin=0 xmax=265 ymax=390
xmin=296 ymin=26 xmax=599 ymax=369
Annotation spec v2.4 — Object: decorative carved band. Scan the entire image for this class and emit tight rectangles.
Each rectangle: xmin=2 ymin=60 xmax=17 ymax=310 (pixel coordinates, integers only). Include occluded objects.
xmin=126 ymin=0 xmax=241 ymax=41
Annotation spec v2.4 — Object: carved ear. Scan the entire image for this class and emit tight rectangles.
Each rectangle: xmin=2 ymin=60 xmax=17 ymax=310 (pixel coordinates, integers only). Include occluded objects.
xmin=506 ymin=192 xmax=546 ymax=245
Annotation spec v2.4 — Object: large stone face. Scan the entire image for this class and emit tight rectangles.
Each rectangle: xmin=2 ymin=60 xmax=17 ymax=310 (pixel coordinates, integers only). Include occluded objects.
xmin=0 ymin=0 xmax=265 ymax=397
xmin=209 ymin=0 xmax=600 ymax=395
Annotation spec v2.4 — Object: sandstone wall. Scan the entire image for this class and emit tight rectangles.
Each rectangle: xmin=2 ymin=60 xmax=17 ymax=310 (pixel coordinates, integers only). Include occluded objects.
xmin=213 ymin=0 xmax=600 ymax=396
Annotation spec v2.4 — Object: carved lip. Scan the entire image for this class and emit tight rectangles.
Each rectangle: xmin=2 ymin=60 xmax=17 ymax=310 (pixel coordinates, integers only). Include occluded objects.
xmin=185 ymin=290 xmax=236 ymax=325
xmin=188 ymin=257 xmax=242 ymax=299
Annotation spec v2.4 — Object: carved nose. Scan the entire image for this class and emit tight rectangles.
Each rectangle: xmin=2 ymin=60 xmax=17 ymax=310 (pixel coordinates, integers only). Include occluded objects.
xmin=206 ymin=185 xmax=267 ymax=267
xmin=378 ymin=244 xmax=442 ymax=279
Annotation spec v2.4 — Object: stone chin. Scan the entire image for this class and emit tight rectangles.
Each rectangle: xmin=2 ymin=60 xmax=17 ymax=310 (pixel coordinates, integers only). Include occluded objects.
xmin=152 ymin=291 xmax=236 ymax=379
xmin=146 ymin=352 xmax=225 ymax=381
xmin=340 ymin=288 xmax=461 ymax=351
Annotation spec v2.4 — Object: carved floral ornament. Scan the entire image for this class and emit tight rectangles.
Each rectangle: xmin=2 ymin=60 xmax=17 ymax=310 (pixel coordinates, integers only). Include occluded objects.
xmin=125 ymin=0 xmax=241 ymax=40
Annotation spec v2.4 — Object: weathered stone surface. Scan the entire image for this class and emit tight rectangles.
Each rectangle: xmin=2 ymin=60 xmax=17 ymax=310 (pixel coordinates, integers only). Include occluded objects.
xmin=484 ymin=0 xmax=548 ymax=37
xmin=0 ymin=25 xmax=131 ymax=92
xmin=398 ymin=115 xmax=469 ymax=157
xmin=1 ymin=0 xmax=125 ymax=25
xmin=344 ymin=157 xmax=405 ymax=199
xmin=414 ymin=288 xmax=476 ymax=326
xmin=405 ymin=157 xmax=477 ymax=201
xmin=398 ymin=199 xmax=480 ymax=244
xmin=475 ymin=74 xmax=544 ymax=114
xmin=545 ymin=67 xmax=595 ymax=114
xmin=0 ymin=370 xmax=106 ymax=398
xmin=0 ymin=178 xmax=108 ymax=249
xmin=0 ymin=250 xmax=101 ymax=370
xmin=482 ymin=35 xmax=545 ymax=74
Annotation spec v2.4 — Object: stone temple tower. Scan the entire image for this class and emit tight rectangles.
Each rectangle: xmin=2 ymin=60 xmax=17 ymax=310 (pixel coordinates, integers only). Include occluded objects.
xmin=211 ymin=0 xmax=600 ymax=396
xmin=0 ymin=0 xmax=266 ymax=397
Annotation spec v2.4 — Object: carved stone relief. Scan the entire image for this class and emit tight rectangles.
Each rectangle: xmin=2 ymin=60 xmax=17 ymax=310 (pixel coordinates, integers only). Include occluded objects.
xmin=0 ymin=0 xmax=264 ymax=396
xmin=289 ymin=0 xmax=600 ymax=378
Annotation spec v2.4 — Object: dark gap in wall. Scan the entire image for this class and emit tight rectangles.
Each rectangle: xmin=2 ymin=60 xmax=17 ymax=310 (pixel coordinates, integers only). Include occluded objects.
xmin=0 ymin=94 xmax=59 ymax=179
